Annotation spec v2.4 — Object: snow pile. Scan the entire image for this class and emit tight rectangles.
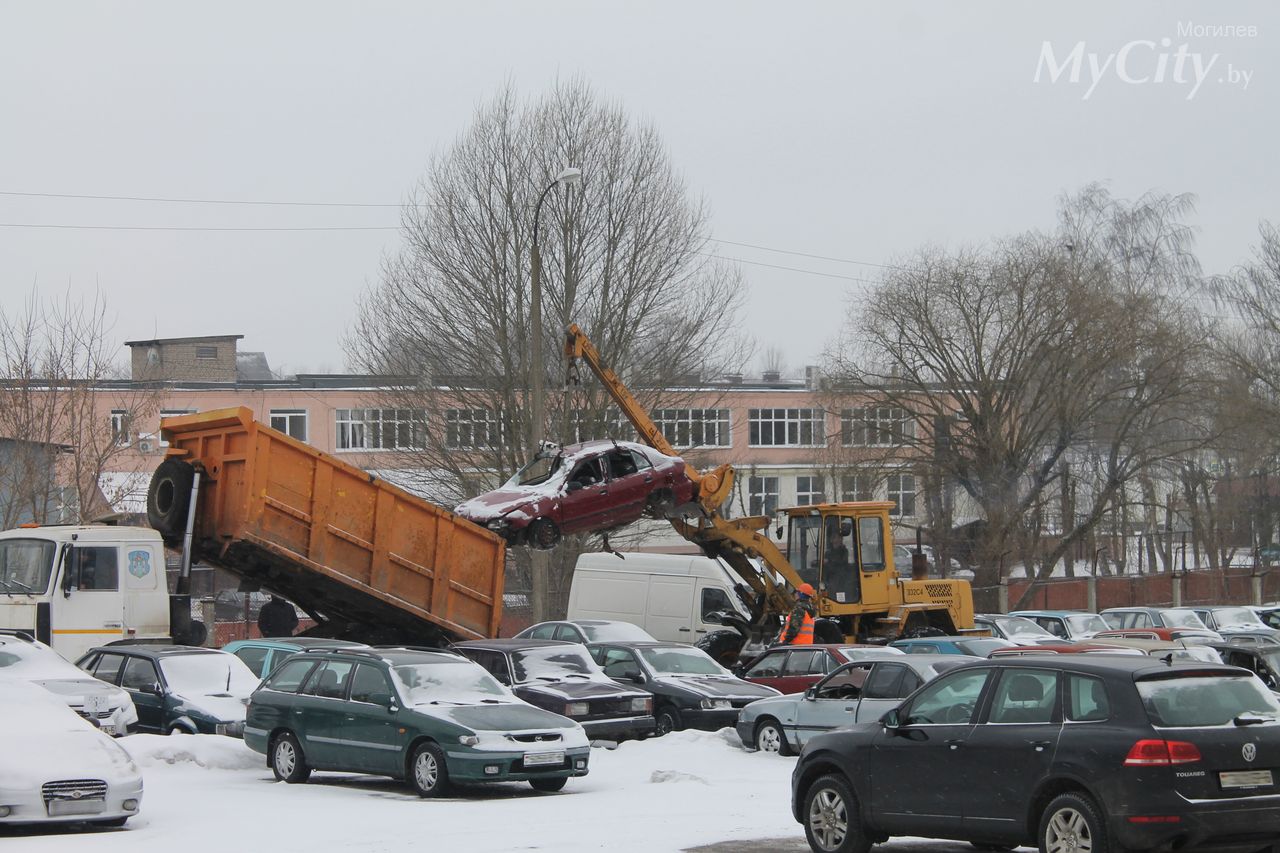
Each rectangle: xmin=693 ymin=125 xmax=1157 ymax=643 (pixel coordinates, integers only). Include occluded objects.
xmin=122 ymin=734 xmax=261 ymax=770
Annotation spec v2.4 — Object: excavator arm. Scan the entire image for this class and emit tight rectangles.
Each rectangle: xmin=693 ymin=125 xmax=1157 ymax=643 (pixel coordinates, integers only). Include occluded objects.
xmin=564 ymin=323 xmax=802 ymax=630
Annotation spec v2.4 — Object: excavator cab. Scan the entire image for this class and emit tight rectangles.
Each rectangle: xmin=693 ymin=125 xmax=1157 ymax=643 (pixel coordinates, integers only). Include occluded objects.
xmin=784 ymin=503 xmax=894 ymax=612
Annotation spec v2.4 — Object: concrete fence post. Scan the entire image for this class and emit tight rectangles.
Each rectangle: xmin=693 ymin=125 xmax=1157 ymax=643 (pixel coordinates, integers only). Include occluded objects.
xmin=997 ymin=578 xmax=1009 ymax=614
xmin=1171 ymin=572 xmax=1183 ymax=608
xmin=1252 ymin=571 xmax=1264 ymax=607
xmin=1087 ymin=574 xmax=1097 ymax=614
xmin=200 ymin=599 xmax=217 ymax=647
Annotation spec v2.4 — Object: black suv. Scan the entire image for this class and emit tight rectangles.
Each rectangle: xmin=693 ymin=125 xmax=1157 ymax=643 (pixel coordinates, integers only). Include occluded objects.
xmin=791 ymin=657 xmax=1280 ymax=853
xmin=453 ymin=639 xmax=654 ymax=740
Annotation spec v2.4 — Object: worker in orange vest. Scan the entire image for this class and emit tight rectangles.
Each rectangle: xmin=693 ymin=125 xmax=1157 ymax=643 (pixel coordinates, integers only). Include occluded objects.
xmin=781 ymin=583 xmax=817 ymax=645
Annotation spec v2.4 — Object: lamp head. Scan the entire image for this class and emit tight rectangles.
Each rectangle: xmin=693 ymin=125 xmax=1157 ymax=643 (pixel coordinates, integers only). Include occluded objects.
xmin=555 ymin=167 xmax=583 ymax=187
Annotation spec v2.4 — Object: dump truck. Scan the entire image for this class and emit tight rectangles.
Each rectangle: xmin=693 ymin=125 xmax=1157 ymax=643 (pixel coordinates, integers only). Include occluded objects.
xmin=0 ymin=407 xmax=505 ymax=660
xmin=562 ymin=324 xmax=974 ymax=660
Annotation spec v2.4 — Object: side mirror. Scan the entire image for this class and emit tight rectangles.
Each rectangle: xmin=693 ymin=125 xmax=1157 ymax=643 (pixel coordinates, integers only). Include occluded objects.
xmin=60 ymin=547 xmax=75 ymax=598
xmin=881 ymin=708 xmax=901 ymax=731
xmin=703 ymin=611 xmax=724 ymax=625
xmin=621 ymin=668 xmax=644 ymax=684
xmin=368 ymin=691 xmax=395 ymax=708
xmin=140 ymin=682 xmax=161 ymax=696
xmin=804 ymin=687 xmax=817 ymax=701
xmin=567 ymin=481 xmax=584 ymax=492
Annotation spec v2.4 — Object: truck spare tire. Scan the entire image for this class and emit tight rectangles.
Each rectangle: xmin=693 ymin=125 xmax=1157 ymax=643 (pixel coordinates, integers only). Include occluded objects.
xmin=148 ymin=458 xmax=196 ymax=541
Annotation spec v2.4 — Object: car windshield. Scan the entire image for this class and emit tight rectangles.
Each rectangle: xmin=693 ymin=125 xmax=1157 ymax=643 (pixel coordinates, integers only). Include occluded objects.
xmin=506 ymin=451 xmax=564 ymax=488
xmin=579 ymin=622 xmax=654 ymax=642
xmin=159 ymin=654 xmax=259 ymax=696
xmin=392 ymin=662 xmax=508 ymax=704
xmin=1160 ymin=610 xmax=1209 ymax=629
xmin=1065 ymin=614 xmax=1109 ymax=634
xmin=511 ymin=646 xmax=605 ymax=683
xmin=1212 ymin=607 xmax=1266 ymax=628
xmin=992 ymin=616 xmax=1054 ymax=638
xmin=1138 ymin=674 xmax=1280 ymax=727
xmin=0 ymin=539 xmax=57 ymax=595
xmin=1160 ymin=647 xmax=1223 ymax=664
xmin=638 ymin=646 xmax=729 ymax=677
xmin=0 ymin=640 xmax=81 ymax=678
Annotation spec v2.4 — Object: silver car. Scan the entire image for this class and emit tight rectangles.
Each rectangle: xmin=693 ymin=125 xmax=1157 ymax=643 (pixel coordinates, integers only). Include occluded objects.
xmin=736 ymin=654 xmax=966 ymax=755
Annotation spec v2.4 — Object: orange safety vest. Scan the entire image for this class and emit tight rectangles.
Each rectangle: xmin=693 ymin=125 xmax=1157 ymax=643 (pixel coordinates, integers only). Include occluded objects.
xmin=783 ymin=609 xmax=815 ymax=645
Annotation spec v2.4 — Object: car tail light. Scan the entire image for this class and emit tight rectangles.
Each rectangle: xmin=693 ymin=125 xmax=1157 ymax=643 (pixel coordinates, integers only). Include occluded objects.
xmin=1124 ymin=739 xmax=1201 ymax=766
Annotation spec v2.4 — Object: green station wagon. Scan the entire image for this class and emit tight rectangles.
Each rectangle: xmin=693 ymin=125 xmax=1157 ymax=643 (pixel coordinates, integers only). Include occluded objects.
xmin=244 ymin=648 xmax=590 ymax=796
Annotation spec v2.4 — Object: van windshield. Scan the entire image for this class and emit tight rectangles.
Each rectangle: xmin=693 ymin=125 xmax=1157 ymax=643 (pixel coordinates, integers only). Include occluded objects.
xmin=0 ymin=539 xmax=57 ymax=595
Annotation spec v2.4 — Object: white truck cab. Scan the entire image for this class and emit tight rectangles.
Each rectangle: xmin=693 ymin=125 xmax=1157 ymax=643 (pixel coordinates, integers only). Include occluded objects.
xmin=0 ymin=525 xmax=172 ymax=661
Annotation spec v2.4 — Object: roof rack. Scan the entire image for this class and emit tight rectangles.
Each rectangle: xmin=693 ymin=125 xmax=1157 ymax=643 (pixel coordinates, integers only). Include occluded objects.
xmin=0 ymin=629 xmax=36 ymax=643
xmin=302 ymin=647 xmax=385 ymax=659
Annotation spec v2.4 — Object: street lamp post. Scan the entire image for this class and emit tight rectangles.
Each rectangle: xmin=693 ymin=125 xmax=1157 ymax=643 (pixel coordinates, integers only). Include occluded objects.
xmin=527 ymin=167 xmax=581 ymax=622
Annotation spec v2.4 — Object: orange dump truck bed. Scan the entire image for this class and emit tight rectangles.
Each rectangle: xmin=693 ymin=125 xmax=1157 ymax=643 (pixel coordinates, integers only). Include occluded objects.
xmin=153 ymin=407 xmax=504 ymax=643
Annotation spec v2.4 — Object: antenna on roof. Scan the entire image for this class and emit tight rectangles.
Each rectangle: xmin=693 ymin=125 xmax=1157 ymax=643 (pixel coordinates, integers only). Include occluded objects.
xmin=1162 ymin=653 xmax=1175 ymax=667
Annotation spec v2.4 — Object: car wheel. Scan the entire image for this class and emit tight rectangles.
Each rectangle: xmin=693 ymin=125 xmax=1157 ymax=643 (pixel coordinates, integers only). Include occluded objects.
xmin=803 ymin=773 xmax=872 ymax=853
xmin=654 ymin=706 xmax=682 ymax=736
xmin=526 ymin=518 xmax=561 ymax=550
xmin=270 ymin=732 xmax=311 ymax=784
xmin=409 ymin=742 xmax=450 ymax=798
xmin=754 ymin=718 xmax=793 ymax=756
xmin=1039 ymin=792 xmax=1108 ymax=853
xmin=529 ymin=776 xmax=568 ymax=793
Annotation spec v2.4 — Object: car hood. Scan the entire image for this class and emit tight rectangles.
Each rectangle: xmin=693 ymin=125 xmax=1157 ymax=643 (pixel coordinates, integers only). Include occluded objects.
xmin=175 ymin=692 xmax=248 ymax=723
xmin=739 ymin=693 xmax=800 ymax=718
xmin=455 ymin=490 xmax=544 ymax=520
xmin=652 ymin=675 xmax=778 ymax=700
xmin=0 ymin=725 xmax=140 ymax=786
xmin=517 ymin=679 xmax=647 ymax=702
xmin=416 ymin=701 xmax=578 ymax=733
xmin=33 ymin=677 xmax=129 ymax=704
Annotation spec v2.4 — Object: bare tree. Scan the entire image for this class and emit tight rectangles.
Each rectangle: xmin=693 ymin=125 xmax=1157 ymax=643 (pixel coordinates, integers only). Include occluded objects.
xmin=831 ymin=186 xmax=1215 ymax=607
xmin=0 ymin=290 xmax=158 ymax=526
xmin=347 ymin=80 xmax=746 ymax=619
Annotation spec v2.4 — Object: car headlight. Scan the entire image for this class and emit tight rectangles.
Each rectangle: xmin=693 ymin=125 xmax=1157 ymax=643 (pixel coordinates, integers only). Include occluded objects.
xmin=487 ymin=519 xmax=510 ymax=531
xmin=700 ymin=699 xmax=731 ymax=711
xmin=215 ymin=721 xmax=245 ymax=737
xmin=630 ymin=697 xmax=652 ymax=713
xmin=565 ymin=702 xmax=589 ymax=716
xmin=458 ymin=734 xmax=480 ymax=746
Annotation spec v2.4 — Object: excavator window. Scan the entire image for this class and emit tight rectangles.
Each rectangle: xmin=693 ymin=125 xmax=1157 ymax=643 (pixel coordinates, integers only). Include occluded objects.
xmin=858 ymin=517 xmax=886 ymax=572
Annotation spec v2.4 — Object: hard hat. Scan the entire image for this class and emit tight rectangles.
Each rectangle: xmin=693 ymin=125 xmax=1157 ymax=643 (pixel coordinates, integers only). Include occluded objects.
xmin=797 ymin=583 xmax=816 ymax=597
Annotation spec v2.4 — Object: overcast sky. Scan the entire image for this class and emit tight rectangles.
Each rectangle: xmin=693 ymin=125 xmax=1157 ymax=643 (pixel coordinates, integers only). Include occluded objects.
xmin=1 ymin=1 xmax=1274 ymax=376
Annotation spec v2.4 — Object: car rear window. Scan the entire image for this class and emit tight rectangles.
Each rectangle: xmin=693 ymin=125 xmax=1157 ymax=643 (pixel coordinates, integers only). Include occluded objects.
xmin=1137 ymin=674 xmax=1280 ymax=727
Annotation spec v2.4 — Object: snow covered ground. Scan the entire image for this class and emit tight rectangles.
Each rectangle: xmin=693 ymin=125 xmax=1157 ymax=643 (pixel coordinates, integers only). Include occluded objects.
xmin=17 ymin=730 xmax=796 ymax=853
xmin=7 ymin=730 xmax=1013 ymax=852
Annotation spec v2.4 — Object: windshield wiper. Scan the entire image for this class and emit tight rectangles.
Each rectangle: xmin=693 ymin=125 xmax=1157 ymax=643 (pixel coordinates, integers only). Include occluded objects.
xmin=1234 ymin=713 xmax=1275 ymax=726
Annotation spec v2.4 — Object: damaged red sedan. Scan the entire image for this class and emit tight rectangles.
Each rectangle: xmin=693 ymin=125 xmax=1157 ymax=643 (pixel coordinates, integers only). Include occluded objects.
xmin=454 ymin=440 xmax=697 ymax=549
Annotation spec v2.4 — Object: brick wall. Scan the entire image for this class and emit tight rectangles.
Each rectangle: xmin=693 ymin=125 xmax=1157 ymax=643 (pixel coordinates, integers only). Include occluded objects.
xmin=1007 ymin=567 xmax=1280 ymax=612
xmin=131 ymin=340 xmax=238 ymax=382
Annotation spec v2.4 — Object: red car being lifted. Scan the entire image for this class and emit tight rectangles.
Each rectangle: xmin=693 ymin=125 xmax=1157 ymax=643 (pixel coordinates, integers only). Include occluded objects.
xmin=454 ymin=439 xmax=697 ymax=549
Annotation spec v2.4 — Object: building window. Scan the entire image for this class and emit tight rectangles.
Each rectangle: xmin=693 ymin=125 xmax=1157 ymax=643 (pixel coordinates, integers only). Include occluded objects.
xmin=795 ymin=475 xmax=825 ymax=506
xmin=569 ymin=409 xmax=627 ymax=444
xmin=158 ymin=409 xmax=195 ymax=448
xmin=887 ymin=473 xmax=916 ymax=517
xmin=109 ymin=410 xmax=130 ymax=446
xmin=445 ymin=409 xmax=503 ymax=449
xmin=748 ymin=476 xmax=779 ymax=516
xmin=335 ymin=409 xmax=426 ymax=451
xmin=748 ymin=408 xmax=825 ymax=447
xmin=653 ymin=408 xmax=731 ymax=448
xmin=269 ymin=409 xmax=308 ymax=442
xmin=842 ymin=406 xmax=915 ymax=447
xmin=195 ymin=345 xmax=218 ymax=360
xmin=841 ymin=473 xmax=875 ymax=502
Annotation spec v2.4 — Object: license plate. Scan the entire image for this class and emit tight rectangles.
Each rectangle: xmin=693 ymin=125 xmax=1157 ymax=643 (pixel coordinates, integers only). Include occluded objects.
xmin=99 ymin=724 xmax=116 ymax=736
xmin=1220 ymin=770 xmax=1273 ymax=789
xmin=48 ymin=798 xmax=105 ymax=816
xmin=523 ymin=751 xmax=564 ymax=767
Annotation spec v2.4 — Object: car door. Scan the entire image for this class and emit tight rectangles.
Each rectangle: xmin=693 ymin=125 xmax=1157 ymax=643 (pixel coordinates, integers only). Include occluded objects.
xmin=559 ymin=456 xmax=612 ymax=533
xmin=602 ymin=447 xmax=651 ymax=526
xmin=791 ymin=663 xmax=874 ymax=746
xmin=57 ymin=545 xmax=126 ymax=648
xmin=779 ymin=649 xmax=827 ymax=695
xmin=853 ymin=662 xmax=913 ymax=723
xmin=960 ymin=668 xmax=1062 ymax=835
xmin=868 ymin=667 xmax=993 ymax=836
xmin=119 ymin=655 xmax=165 ymax=733
xmin=741 ymin=650 xmax=789 ymax=693
xmin=294 ymin=659 xmax=356 ymax=769
xmin=342 ymin=663 xmax=404 ymax=773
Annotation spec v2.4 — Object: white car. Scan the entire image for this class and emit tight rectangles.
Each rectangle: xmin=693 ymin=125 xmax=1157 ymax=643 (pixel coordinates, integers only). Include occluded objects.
xmin=0 ymin=677 xmax=143 ymax=826
xmin=0 ymin=632 xmax=137 ymax=735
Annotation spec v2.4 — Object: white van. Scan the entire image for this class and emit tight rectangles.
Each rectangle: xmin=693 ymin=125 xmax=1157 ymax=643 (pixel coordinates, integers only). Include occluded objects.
xmin=567 ymin=552 xmax=752 ymax=643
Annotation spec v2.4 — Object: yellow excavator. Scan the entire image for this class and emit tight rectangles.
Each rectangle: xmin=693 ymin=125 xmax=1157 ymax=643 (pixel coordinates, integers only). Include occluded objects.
xmin=564 ymin=323 xmax=974 ymax=659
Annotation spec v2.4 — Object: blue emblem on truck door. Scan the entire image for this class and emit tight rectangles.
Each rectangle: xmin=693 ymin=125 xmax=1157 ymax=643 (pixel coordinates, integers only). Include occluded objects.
xmin=127 ymin=550 xmax=151 ymax=579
